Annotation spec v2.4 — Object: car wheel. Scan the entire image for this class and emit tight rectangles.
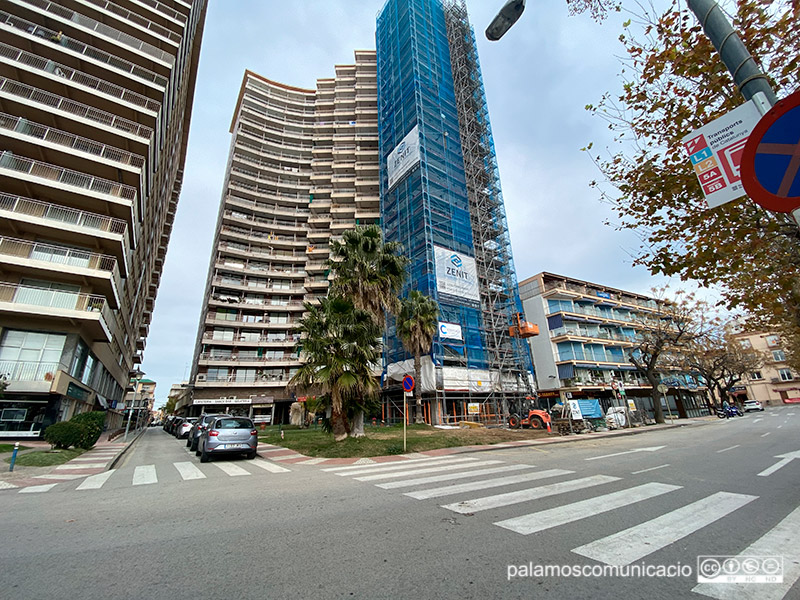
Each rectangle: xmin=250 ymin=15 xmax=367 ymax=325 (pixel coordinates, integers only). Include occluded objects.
xmin=190 ymin=439 xmax=198 ymax=452
xmin=195 ymin=449 xmax=201 ymax=456
xmin=246 ymin=451 xmax=256 ymax=460
xmin=200 ymin=448 xmax=210 ymax=463
xmin=186 ymin=438 xmax=191 ymax=447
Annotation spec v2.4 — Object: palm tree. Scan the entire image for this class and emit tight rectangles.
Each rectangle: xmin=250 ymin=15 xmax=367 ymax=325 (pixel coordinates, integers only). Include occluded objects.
xmin=397 ymin=290 xmax=439 ymax=424
xmin=290 ymin=297 xmax=382 ymax=441
xmin=327 ymin=225 xmax=409 ymax=434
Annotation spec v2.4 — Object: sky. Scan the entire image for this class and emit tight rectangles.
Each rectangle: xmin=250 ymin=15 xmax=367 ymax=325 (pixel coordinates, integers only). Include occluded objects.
xmin=141 ymin=0 xmax=706 ymax=404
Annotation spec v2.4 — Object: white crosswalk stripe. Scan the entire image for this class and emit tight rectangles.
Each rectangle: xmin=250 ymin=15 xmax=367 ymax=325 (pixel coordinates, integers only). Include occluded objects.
xmin=692 ymin=504 xmax=800 ymax=600
xmin=405 ymin=468 xmax=574 ymax=500
xmin=572 ymin=491 xmax=757 ymax=565
xmin=76 ymin=470 xmax=116 ymax=490
xmin=213 ymin=462 xmax=251 ymax=477
xmin=494 ymin=482 xmax=680 ymax=534
xmin=133 ymin=465 xmax=157 ymax=485
xmin=322 ymin=455 xmax=462 ymax=473
xmin=442 ymin=474 xmax=621 ymax=515
xmin=250 ymin=459 xmax=291 ymax=473
xmin=377 ymin=463 xmax=534 ymax=490
xmin=19 ymin=483 xmax=58 ymax=493
xmin=174 ymin=462 xmax=206 ymax=480
xmin=354 ymin=459 xmax=502 ymax=482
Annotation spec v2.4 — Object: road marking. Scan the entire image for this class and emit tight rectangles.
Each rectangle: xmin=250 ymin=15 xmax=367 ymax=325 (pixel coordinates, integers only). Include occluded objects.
xmin=573 ymin=491 xmax=756 ymax=564
xmin=213 ymin=462 xmax=251 ymax=476
xmin=406 ymin=469 xmax=573 ymax=500
xmin=55 ymin=463 xmax=108 ymax=470
xmin=692 ymin=504 xmax=800 ymax=599
xmin=76 ymin=470 xmax=116 ymax=490
xmin=323 ymin=455 xmax=465 ymax=473
xmin=585 ymin=446 xmax=666 ymax=461
xmin=354 ymin=459 xmax=502 ymax=482
xmin=250 ymin=460 xmax=291 ymax=473
xmin=761 ymin=432 xmax=771 ymax=437
xmin=377 ymin=464 xmax=534 ymax=490
xmin=69 ymin=457 xmax=111 ymax=462
xmin=788 ymin=412 xmax=796 ymax=416
xmin=174 ymin=461 xmax=206 ymax=480
xmin=0 ymin=481 xmax=19 ymax=490
xmin=33 ymin=474 xmax=86 ymax=480
xmin=331 ymin=457 xmax=479 ymax=477
xmin=441 ymin=474 xmax=620 ymax=515
xmin=19 ymin=483 xmax=58 ymax=493
xmin=758 ymin=451 xmax=800 ymax=477
xmin=631 ymin=464 xmax=670 ymax=475
xmin=132 ymin=465 xmax=157 ymax=485
xmin=494 ymin=482 xmax=680 ymax=535
xmin=777 ymin=425 xmax=783 ymax=429
xmin=753 ymin=418 xmax=763 ymax=423
xmin=296 ymin=458 xmax=328 ymax=465
xmin=717 ymin=445 xmax=741 ymax=453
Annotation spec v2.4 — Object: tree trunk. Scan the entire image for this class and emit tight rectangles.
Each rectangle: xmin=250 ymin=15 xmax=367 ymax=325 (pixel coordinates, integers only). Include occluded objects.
xmin=648 ymin=373 xmax=665 ymax=424
xmin=350 ymin=409 xmax=365 ymax=438
xmin=414 ymin=353 xmax=424 ymax=424
xmin=331 ymin=408 xmax=348 ymax=442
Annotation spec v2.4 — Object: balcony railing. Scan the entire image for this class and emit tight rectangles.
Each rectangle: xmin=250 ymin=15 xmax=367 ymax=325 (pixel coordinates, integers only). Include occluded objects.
xmin=0 ymin=77 xmax=153 ymax=140
xmin=0 ymin=193 xmax=127 ymax=235
xmin=0 ymin=10 xmax=168 ymax=86
xmin=19 ymin=0 xmax=174 ymax=64
xmin=201 ymin=332 xmax=301 ymax=344
xmin=0 ymin=113 xmax=145 ymax=169
xmin=0 ymin=151 xmax=137 ymax=202
xmin=82 ymin=0 xmax=182 ymax=44
xmin=198 ymin=353 xmax=299 ymax=363
xmin=136 ymin=0 xmax=186 ymax=24
xmin=0 ymin=43 xmax=161 ymax=113
xmin=0 ymin=281 xmax=113 ymax=321
xmin=0 ymin=359 xmax=61 ymax=382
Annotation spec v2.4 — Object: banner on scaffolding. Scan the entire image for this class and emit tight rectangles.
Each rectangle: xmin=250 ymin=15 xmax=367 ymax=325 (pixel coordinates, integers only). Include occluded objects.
xmin=438 ymin=321 xmax=463 ymax=341
xmin=434 ymin=246 xmax=480 ymax=303
xmin=387 ymin=124 xmax=420 ymax=189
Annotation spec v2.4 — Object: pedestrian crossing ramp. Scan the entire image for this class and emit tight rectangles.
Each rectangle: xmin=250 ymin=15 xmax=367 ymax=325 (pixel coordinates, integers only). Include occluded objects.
xmin=323 ymin=456 xmax=800 ymax=600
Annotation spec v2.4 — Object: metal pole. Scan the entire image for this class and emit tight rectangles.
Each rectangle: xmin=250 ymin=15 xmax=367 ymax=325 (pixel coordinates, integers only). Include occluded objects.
xmin=124 ymin=376 xmax=139 ymax=442
xmin=403 ymin=391 xmax=408 ymax=452
xmin=9 ymin=441 xmax=19 ymax=471
xmin=686 ymin=0 xmax=777 ymax=106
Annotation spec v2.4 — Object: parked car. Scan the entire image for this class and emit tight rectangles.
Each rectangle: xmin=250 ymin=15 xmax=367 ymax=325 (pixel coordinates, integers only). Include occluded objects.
xmin=169 ymin=417 xmax=185 ymax=436
xmin=744 ymin=400 xmax=764 ymax=412
xmin=176 ymin=418 xmax=197 ymax=439
xmin=197 ymin=416 xmax=258 ymax=462
xmin=187 ymin=413 xmax=231 ymax=451
xmin=163 ymin=415 xmax=177 ymax=432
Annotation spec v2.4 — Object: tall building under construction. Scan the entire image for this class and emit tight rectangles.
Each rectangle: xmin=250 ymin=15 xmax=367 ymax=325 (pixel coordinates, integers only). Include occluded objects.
xmin=376 ymin=0 xmax=533 ymax=422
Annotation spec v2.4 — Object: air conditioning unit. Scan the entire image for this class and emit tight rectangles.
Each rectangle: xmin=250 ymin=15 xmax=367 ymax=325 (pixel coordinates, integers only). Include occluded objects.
xmin=196 ymin=374 xmax=207 ymax=382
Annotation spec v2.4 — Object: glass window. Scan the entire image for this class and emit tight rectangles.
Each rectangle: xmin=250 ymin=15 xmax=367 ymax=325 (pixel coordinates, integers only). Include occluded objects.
xmin=766 ymin=335 xmax=780 ymax=347
xmin=772 ymin=350 xmax=786 ymax=362
xmin=750 ymin=371 xmax=763 ymax=380
xmin=779 ymin=368 xmax=793 ymax=381
xmin=738 ymin=339 xmax=752 ymax=349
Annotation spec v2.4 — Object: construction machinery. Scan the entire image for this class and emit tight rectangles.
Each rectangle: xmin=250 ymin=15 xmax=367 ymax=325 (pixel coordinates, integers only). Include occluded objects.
xmin=509 ymin=312 xmax=539 ymax=338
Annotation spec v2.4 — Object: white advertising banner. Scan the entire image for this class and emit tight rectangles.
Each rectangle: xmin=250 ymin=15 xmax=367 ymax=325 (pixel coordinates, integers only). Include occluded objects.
xmin=387 ymin=124 xmax=420 ymax=189
xmin=434 ymin=246 xmax=480 ymax=303
xmin=194 ymin=397 xmax=252 ymax=405
xmin=682 ymin=98 xmax=764 ymax=209
xmin=438 ymin=321 xmax=463 ymax=341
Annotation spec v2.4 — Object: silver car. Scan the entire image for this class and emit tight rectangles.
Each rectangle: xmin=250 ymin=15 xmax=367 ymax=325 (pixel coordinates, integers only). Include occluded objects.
xmin=186 ymin=413 xmax=231 ymax=451
xmin=197 ymin=416 xmax=258 ymax=462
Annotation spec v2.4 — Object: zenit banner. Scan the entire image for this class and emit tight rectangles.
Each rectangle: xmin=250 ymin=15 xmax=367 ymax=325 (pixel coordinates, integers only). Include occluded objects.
xmin=387 ymin=124 xmax=420 ymax=189
xmin=434 ymin=245 xmax=480 ymax=302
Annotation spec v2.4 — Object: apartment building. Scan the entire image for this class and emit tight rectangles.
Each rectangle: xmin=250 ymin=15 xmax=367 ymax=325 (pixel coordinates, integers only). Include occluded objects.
xmin=732 ymin=331 xmax=800 ymax=405
xmin=0 ymin=0 xmax=207 ymax=437
xmin=188 ymin=52 xmax=379 ymax=423
xmin=519 ymin=272 xmax=708 ymax=419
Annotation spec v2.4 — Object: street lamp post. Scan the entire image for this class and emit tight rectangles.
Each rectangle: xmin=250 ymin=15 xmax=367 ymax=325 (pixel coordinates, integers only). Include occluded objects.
xmin=124 ymin=368 xmax=145 ymax=442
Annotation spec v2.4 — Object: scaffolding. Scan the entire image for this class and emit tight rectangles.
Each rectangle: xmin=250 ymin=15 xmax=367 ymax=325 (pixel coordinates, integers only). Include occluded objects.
xmin=443 ymin=0 xmax=534 ymax=419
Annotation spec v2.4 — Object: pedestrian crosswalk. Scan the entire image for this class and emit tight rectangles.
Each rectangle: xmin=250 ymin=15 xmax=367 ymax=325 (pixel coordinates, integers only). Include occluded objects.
xmin=323 ymin=455 xmax=800 ymax=600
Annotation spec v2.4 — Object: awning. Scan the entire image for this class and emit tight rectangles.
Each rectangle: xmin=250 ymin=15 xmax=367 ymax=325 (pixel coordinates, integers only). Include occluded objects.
xmin=95 ymin=395 xmax=109 ymax=409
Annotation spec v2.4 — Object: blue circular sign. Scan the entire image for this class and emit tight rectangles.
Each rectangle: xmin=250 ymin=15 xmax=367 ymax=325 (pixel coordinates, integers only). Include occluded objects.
xmin=402 ymin=375 xmax=415 ymax=392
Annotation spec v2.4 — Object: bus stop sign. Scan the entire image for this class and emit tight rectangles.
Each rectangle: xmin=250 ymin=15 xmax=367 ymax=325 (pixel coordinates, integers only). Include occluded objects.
xmin=741 ymin=89 xmax=800 ymax=213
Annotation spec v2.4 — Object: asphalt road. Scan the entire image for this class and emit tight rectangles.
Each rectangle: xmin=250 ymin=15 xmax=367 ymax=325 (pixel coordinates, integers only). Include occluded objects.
xmin=1 ymin=406 xmax=798 ymax=600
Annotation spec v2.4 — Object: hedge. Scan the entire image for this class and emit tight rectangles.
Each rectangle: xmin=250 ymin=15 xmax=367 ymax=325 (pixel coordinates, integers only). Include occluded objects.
xmin=70 ymin=411 xmax=106 ymax=449
xmin=43 ymin=421 xmax=86 ymax=450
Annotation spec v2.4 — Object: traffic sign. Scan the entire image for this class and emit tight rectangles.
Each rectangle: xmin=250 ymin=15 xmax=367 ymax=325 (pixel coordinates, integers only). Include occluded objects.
xmin=657 ymin=384 xmax=668 ymax=394
xmin=741 ymin=89 xmax=800 ymax=213
xmin=402 ymin=375 xmax=415 ymax=392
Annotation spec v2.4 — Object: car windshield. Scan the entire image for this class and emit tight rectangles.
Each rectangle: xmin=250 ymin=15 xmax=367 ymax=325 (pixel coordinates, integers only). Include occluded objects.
xmin=215 ymin=418 xmax=253 ymax=429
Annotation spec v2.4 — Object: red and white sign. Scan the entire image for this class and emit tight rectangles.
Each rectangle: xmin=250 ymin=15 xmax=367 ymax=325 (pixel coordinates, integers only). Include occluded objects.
xmin=683 ymin=99 xmax=765 ymax=209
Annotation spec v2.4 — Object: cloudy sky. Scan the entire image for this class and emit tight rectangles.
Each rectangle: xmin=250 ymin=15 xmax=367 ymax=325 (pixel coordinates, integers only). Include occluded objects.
xmin=142 ymin=0 xmax=700 ymax=403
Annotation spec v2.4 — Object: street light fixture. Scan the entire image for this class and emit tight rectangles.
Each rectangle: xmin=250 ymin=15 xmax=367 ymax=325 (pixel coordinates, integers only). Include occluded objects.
xmin=485 ymin=0 xmax=525 ymax=41
xmin=124 ymin=368 xmax=145 ymax=442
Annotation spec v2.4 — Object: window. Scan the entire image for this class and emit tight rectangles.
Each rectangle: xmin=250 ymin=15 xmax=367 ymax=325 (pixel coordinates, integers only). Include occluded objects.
xmin=738 ymin=339 xmax=752 ymax=349
xmin=750 ymin=371 xmax=763 ymax=381
xmin=772 ymin=350 xmax=786 ymax=362
xmin=779 ymin=368 xmax=793 ymax=381
xmin=765 ymin=334 xmax=780 ymax=347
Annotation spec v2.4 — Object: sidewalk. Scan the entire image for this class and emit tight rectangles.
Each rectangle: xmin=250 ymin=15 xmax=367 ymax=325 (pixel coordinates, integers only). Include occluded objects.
xmin=0 ymin=417 xmax=715 ymax=490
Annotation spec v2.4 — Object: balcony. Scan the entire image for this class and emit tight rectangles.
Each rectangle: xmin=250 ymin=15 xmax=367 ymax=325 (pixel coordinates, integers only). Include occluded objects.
xmin=0 ymin=77 xmax=152 ymax=141
xmin=0 ymin=281 xmax=113 ymax=342
xmin=201 ymin=331 xmax=301 ymax=347
xmin=0 ymin=236 xmax=122 ymax=307
xmin=0 ymin=42 xmax=161 ymax=114
xmin=197 ymin=353 xmax=300 ymax=366
xmin=0 ymin=193 xmax=131 ymax=276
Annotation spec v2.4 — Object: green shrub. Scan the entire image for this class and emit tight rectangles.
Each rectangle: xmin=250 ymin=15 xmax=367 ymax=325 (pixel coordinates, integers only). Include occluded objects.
xmin=70 ymin=411 xmax=106 ymax=448
xmin=385 ymin=442 xmax=406 ymax=455
xmin=43 ymin=421 xmax=87 ymax=450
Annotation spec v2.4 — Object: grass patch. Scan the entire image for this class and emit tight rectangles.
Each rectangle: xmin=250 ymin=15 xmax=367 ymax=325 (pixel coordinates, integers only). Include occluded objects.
xmin=4 ymin=447 xmax=86 ymax=467
xmin=258 ymin=423 xmax=549 ymax=458
xmin=0 ymin=444 xmax=30 ymax=453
